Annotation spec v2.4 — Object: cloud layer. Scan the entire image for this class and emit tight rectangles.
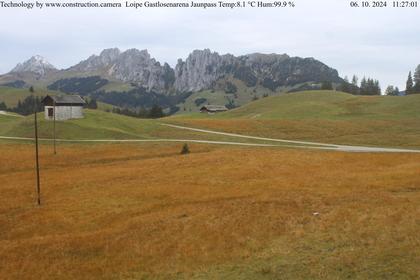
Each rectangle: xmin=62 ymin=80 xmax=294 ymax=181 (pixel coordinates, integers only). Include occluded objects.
xmin=1 ymin=0 xmax=419 ymax=88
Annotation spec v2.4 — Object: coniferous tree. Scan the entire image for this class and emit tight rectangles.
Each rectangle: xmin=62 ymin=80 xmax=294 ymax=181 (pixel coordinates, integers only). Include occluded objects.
xmin=149 ymin=105 xmax=164 ymax=118
xmin=406 ymin=71 xmax=414 ymax=94
xmin=374 ymin=80 xmax=381 ymax=95
xmin=351 ymin=75 xmax=359 ymax=87
xmin=359 ymin=77 xmax=381 ymax=95
xmin=0 ymin=102 xmax=7 ymax=111
xmin=339 ymin=76 xmax=350 ymax=93
xmin=13 ymin=95 xmax=43 ymax=115
xmin=321 ymin=81 xmax=333 ymax=90
xmin=86 ymin=98 xmax=98 ymax=109
xmin=360 ymin=77 xmax=367 ymax=95
xmin=413 ymin=65 xmax=420 ymax=93
xmin=338 ymin=75 xmax=360 ymax=95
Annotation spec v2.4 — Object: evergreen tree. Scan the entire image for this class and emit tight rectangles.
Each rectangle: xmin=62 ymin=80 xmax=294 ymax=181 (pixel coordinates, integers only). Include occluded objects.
xmin=351 ymin=75 xmax=359 ymax=87
xmin=359 ymin=77 xmax=381 ymax=95
xmin=321 ymin=81 xmax=333 ymax=90
xmin=86 ymin=98 xmax=98 ymax=109
xmin=338 ymin=75 xmax=360 ymax=95
xmin=374 ymin=80 xmax=381 ymax=95
xmin=413 ymin=65 xmax=420 ymax=93
xmin=13 ymin=95 xmax=43 ymax=115
xmin=339 ymin=76 xmax=351 ymax=93
xmin=406 ymin=71 xmax=414 ymax=94
xmin=360 ymin=77 xmax=367 ymax=95
xmin=149 ymin=105 xmax=164 ymax=118
xmin=0 ymin=102 xmax=7 ymax=111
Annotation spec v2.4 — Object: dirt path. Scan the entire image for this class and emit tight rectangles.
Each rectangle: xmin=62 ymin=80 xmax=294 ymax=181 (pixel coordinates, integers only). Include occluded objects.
xmin=1 ymin=124 xmax=419 ymax=153
xmin=162 ymin=123 xmax=420 ymax=153
xmin=0 ymin=111 xmax=22 ymax=117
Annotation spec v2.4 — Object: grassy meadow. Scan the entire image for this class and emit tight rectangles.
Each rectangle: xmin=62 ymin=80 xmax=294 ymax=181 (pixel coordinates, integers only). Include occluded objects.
xmin=1 ymin=90 xmax=420 ymax=279
xmin=168 ymin=91 xmax=420 ymax=148
xmin=0 ymin=86 xmax=59 ymax=108
xmin=0 ymin=143 xmax=419 ymax=279
xmin=0 ymin=110 xmax=285 ymax=146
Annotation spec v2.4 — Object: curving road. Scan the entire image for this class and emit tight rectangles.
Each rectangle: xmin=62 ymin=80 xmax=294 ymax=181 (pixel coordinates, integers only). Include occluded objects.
xmin=162 ymin=123 xmax=420 ymax=153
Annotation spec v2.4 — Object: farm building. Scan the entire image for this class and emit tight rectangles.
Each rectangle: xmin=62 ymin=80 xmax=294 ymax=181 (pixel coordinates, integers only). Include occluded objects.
xmin=41 ymin=95 xmax=86 ymax=121
xmin=200 ymin=105 xmax=228 ymax=113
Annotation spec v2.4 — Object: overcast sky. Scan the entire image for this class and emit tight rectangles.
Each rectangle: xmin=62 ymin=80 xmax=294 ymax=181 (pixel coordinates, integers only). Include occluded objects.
xmin=1 ymin=0 xmax=419 ymax=88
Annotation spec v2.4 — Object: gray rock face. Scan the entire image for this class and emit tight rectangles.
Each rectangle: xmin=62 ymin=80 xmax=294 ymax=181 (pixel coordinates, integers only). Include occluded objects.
xmin=174 ymin=50 xmax=342 ymax=92
xmin=69 ymin=48 xmax=174 ymax=93
xmin=241 ymin=53 xmax=341 ymax=88
xmin=11 ymin=55 xmax=57 ymax=77
xmin=174 ymin=49 xmax=236 ymax=93
xmin=8 ymin=48 xmax=342 ymax=94
xmin=70 ymin=48 xmax=121 ymax=72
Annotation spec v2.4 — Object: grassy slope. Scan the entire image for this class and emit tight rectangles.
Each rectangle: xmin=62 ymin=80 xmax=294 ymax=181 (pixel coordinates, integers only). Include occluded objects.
xmin=0 ymin=114 xmax=23 ymax=134
xmin=0 ymin=110 xmax=279 ymax=145
xmin=2 ymin=90 xmax=420 ymax=147
xmin=219 ymin=91 xmax=420 ymax=120
xmin=0 ymin=86 xmax=60 ymax=107
xmin=169 ymin=91 xmax=420 ymax=148
xmin=176 ymin=79 xmax=276 ymax=113
xmin=1 ymin=144 xmax=419 ymax=279
xmin=0 ymin=86 xmax=116 ymax=113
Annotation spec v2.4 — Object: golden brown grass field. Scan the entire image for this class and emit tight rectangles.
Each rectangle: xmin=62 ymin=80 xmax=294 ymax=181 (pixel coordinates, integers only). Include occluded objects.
xmin=1 ymin=142 xmax=420 ymax=279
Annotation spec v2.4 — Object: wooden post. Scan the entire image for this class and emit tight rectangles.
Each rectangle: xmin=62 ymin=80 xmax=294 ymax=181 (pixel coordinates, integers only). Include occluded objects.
xmin=30 ymin=86 xmax=41 ymax=206
xmin=34 ymin=106 xmax=41 ymax=206
xmin=53 ymin=100 xmax=56 ymax=155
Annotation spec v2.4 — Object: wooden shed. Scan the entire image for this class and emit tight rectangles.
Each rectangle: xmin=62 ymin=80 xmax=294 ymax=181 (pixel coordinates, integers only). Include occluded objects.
xmin=41 ymin=95 xmax=86 ymax=121
xmin=200 ymin=105 xmax=228 ymax=113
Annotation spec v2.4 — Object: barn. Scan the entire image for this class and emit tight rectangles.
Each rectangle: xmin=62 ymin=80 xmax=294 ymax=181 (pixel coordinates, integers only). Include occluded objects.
xmin=41 ymin=95 xmax=86 ymax=121
xmin=200 ymin=105 xmax=228 ymax=113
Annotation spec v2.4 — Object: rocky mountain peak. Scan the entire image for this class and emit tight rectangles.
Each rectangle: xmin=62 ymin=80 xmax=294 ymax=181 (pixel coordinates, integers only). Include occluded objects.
xmin=68 ymin=48 xmax=173 ymax=93
xmin=5 ymin=48 xmax=343 ymax=96
xmin=174 ymin=49 xmax=236 ymax=92
xmin=11 ymin=55 xmax=57 ymax=76
xmin=98 ymin=48 xmax=121 ymax=64
xmin=174 ymin=49 xmax=342 ymax=92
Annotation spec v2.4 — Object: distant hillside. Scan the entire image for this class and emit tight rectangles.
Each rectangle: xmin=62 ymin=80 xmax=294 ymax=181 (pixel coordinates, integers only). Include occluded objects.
xmin=169 ymin=91 xmax=420 ymax=148
xmin=0 ymin=86 xmax=57 ymax=108
xmin=206 ymin=90 xmax=420 ymax=120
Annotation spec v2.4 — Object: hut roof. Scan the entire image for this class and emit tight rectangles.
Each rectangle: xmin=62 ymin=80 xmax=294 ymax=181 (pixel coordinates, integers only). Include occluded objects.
xmin=42 ymin=95 xmax=86 ymax=106
xmin=200 ymin=105 xmax=228 ymax=111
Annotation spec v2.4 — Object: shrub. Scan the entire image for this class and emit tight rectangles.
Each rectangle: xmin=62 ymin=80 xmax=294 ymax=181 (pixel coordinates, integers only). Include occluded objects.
xmin=180 ymin=144 xmax=190 ymax=155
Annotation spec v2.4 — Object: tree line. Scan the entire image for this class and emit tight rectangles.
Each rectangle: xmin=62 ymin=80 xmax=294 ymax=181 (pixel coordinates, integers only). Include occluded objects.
xmin=337 ymin=75 xmax=381 ymax=95
xmin=111 ymin=105 xmax=165 ymax=119
xmin=0 ymin=95 xmax=99 ymax=116
xmin=336 ymin=64 xmax=420 ymax=96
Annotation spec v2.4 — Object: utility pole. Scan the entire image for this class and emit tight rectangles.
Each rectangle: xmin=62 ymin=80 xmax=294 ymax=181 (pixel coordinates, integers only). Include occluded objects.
xmin=31 ymin=86 xmax=41 ymax=206
xmin=53 ymin=100 xmax=56 ymax=155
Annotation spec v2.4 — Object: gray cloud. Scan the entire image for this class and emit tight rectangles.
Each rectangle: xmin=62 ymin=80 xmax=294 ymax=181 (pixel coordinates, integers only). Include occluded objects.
xmin=1 ymin=0 xmax=419 ymax=88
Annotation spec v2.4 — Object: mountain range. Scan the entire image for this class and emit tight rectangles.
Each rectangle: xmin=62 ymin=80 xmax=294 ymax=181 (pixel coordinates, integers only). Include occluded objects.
xmin=0 ymin=48 xmax=344 ymax=112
